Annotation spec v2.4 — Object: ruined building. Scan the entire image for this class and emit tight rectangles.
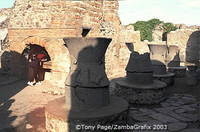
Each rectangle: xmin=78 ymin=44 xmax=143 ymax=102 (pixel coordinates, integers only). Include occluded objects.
xmin=0 ymin=0 xmax=143 ymax=88
xmin=0 ymin=0 xmax=199 ymax=88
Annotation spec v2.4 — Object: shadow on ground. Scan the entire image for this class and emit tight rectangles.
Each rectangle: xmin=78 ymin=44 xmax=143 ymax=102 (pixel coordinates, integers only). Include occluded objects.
xmin=0 ymin=80 xmax=27 ymax=130
xmin=0 ymin=50 xmax=27 ymax=130
xmin=26 ymin=107 xmax=46 ymax=132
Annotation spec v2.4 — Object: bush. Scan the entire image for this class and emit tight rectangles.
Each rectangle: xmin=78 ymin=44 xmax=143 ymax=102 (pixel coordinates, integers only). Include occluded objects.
xmin=131 ymin=19 xmax=177 ymax=41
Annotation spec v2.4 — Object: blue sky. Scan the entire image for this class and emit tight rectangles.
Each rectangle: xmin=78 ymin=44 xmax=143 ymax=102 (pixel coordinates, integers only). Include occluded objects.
xmin=0 ymin=0 xmax=200 ymax=25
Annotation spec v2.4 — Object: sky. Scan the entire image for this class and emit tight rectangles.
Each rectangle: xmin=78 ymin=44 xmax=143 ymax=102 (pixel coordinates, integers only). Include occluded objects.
xmin=0 ymin=0 xmax=200 ymax=26
xmin=0 ymin=0 xmax=15 ymax=9
xmin=118 ymin=0 xmax=200 ymax=25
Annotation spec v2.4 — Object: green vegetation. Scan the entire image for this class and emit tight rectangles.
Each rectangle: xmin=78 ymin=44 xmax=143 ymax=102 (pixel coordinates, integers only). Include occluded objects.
xmin=131 ymin=19 xmax=177 ymax=41
xmin=163 ymin=23 xmax=178 ymax=33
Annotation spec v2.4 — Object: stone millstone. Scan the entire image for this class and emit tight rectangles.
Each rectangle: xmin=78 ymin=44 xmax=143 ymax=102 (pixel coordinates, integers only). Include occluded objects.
xmin=126 ymin=52 xmax=153 ymax=73
xmin=166 ymin=45 xmax=180 ymax=63
xmin=153 ymin=72 xmax=175 ymax=86
xmin=152 ymin=60 xmax=175 ymax=86
xmin=63 ymin=37 xmax=113 ymax=110
xmin=152 ymin=60 xmax=167 ymax=75
xmin=50 ymin=37 xmax=129 ymax=132
xmin=148 ymin=44 xmax=168 ymax=63
xmin=115 ymin=52 xmax=167 ymax=104
xmin=187 ymin=65 xmax=197 ymax=71
xmin=115 ymin=78 xmax=167 ymax=104
xmin=117 ymin=77 xmax=167 ymax=90
xmin=126 ymin=52 xmax=154 ymax=85
xmin=45 ymin=97 xmax=128 ymax=132
xmin=168 ymin=66 xmax=187 ymax=78
xmin=64 ymin=37 xmax=111 ymax=88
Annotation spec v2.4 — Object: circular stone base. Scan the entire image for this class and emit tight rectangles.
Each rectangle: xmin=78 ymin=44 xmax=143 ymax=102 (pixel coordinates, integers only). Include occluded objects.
xmin=115 ymin=78 xmax=167 ymax=104
xmin=153 ymin=72 xmax=175 ymax=86
xmin=45 ymin=96 xmax=128 ymax=132
xmin=168 ymin=66 xmax=187 ymax=78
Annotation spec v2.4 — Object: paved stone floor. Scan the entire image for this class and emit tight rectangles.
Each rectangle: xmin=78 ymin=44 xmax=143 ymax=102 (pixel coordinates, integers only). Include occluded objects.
xmin=127 ymin=94 xmax=200 ymax=132
xmin=110 ymin=77 xmax=200 ymax=132
xmin=0 ymin=75 xmax=199 ymax=132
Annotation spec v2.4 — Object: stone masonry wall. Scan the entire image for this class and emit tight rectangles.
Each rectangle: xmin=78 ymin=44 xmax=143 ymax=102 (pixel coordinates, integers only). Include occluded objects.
xmin=7 ymin=0 xmax=124 ymax=88
xmin=3 ymin=0 xmax=150 ymax=89
xmin=167 ymin=29 xmax=200 ymax=63
xmin=117 ymin=25 xmax=149 ymax=77
xmin=0 ymin=8 xmax=12 ymax=53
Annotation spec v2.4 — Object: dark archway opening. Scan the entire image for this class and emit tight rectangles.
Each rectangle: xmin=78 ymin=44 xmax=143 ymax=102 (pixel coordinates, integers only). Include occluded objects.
xmin=162 ymin=32 xmax=168 ymax=41
xmin=22 ymin=44 xmax=51 ymax=83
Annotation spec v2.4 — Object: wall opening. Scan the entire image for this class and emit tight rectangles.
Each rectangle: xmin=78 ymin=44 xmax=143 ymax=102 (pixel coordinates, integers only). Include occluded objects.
xmin=22 ymin=44 xmax=51 ymax=82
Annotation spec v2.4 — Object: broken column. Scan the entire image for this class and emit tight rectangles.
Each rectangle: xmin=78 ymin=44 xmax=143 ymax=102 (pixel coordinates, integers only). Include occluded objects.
xmin=152 ymin=60 xmax=175 ymax=86
xmin=115 ymin=52 xmax=167 ymax=104
xmin=45 ymin=29 xmax=128 ymax=132
xmin=167 ymin=45 xmax=187 ymax=77
xmin=148 ymin=44 xmax=168 ymax=63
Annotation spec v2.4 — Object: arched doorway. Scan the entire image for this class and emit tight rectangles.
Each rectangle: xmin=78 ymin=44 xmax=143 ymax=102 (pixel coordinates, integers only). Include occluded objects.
xmin=9 ymin=36 xmax=71 ymax=87
xmin=22 ymin=44 xmax=51 ymax=83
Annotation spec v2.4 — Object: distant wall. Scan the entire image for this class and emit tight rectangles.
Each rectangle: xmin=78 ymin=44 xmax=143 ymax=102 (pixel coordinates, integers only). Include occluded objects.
xmin=167 ymin=29 xmax=200 ymax=63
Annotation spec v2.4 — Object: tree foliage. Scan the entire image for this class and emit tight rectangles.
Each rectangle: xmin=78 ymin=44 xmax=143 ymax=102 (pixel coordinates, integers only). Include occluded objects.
xmin=131 ymin=19 xmax=177 ymax=41
xmin=163 ymin=23 xmax=177 ymax=33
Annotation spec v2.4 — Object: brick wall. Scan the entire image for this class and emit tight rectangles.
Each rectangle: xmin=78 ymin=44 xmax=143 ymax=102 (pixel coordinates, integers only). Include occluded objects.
xmin=6 ymin=0 xmax=124 ymax=88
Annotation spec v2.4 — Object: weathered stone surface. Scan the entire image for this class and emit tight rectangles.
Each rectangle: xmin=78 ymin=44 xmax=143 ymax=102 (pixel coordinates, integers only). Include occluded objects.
xmin=148 ymin=44 xmax=168 ymax=63
xmin=186 ymin=71 xmax=198 ymax=86
xmin=154 ymin=108 xmax=193 ymax=122
xmin=149 ymin=113 xmax=179 ymax=123
xmin=179 ymin=113 xmax=198 ymax=122
xmin=115 ymin=80 xmax=167 ymax=104
xmin=167 ymin=29 xmax=200 ymax=63
xmin=181 ymin=129 xmax=200 ymax=132
xmin=3 ymin=0 xmax=123 ymax=89
xmin=45 ymin=97 xmax=128 ymax=132
xmin=0 ymin=115 xmax=26 ymax=132
xmin=152 ymin=23 xmax=165 ymax=42
xmin=139 ymin=109 xmax=157 ymax=115
xmin=161 ymin=102 xmax=172 ymax=107
xmin=126 ymin=52 xmax=152 ymax=73
xmin=167 ymin=122 xmax=187 ymax=132
xmin=115 ymin=25 xmax=149 ymax=77
xmin=168 ymin=66 xmax=186 ymax=77
xmin=129 ymin=110 xmax=153 ymax=122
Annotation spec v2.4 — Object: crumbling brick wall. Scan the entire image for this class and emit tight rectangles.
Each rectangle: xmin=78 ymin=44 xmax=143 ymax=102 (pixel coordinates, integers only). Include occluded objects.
xmin=0 ymin=8 xmax=12 ymax=50
xmin=0 ymin=0 xmax=146 ymax=89
xmin=6 ymin=0 xmax=126 ymax=87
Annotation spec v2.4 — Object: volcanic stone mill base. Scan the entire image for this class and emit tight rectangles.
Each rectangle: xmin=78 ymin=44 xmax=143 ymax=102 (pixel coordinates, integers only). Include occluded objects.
xmin=153 ymin=72 xmax=175 ymax=86
xmin=115 ymin=78 xmax=167 ymax=105
xmin=45 ymin=97 xmax=128 ymax=132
